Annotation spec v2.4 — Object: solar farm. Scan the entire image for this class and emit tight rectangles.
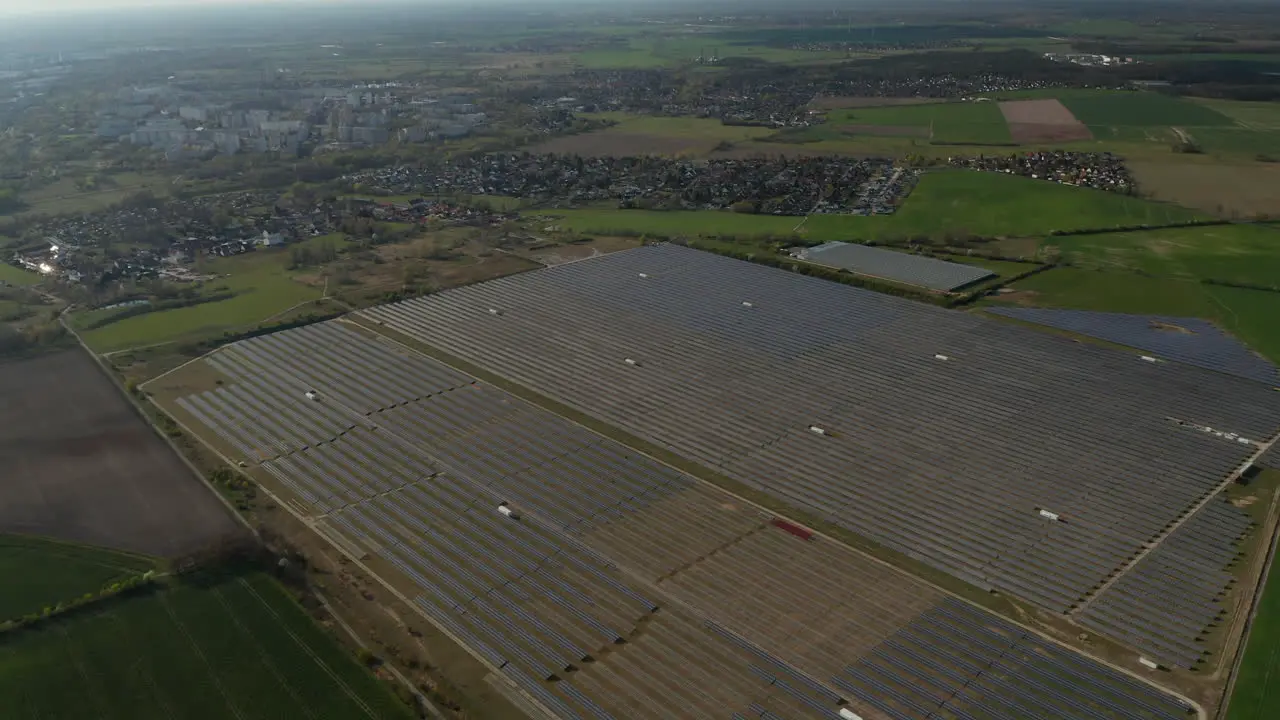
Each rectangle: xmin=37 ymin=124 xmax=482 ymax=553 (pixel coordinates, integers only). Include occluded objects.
xmin=797 ymin=241 xmax=995 ymax=291
xmin=987 ymin=308 xmax=1280 ymax=386
xmin=148 ymin=244 xmax=1280 ymax=720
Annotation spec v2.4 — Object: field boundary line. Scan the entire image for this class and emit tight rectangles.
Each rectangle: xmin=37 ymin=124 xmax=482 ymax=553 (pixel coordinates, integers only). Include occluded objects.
xmin=236 ymin=577 xmax=379 ymax=720
xmin=351 ymin=314 xmax=1208 ymax=720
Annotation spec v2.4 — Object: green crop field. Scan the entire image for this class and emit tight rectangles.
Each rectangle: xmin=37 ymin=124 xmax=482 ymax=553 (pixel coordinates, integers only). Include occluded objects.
xmin=831 ymin=102 xmax=1013 ymax=145
xmin=1195 ymin=99 xmax=1280 ymax=131
xmin=0 ymin=570 xmax=413 ymax=720
xmin=1058 ymin=91 xmax=1236 ymax=128
xmin=538 ymin=171 xmax=1204 ymax=241
xmin=1229 ymin=532 xmax=1280 ymax=720
xmin=0 ymin=264 xmax=41 ymax=287
xmin=1048 ymin=224 xmax=1280 ymax=288
xmin=0 ymin=536 xmax=154 ymax=622
xmin=1184 ymin=128 xmax=1280 ymax=157
xmin=989 ymin=270 xmax=1280 ymax=364
xmin=76 ymin=249 xmax=323 ymax=353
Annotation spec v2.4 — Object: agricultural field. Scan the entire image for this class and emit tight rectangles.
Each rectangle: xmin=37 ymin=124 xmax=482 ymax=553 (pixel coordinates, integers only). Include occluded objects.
xmin=1047 ymin=224 xmax=1280 ymax=288
xmin=0 ymin=264 xmax=40 ymax=287
xmin=528 ymin=114 xmax=774 ymax=156
xmin=15 ymin=172 xmax=171 ymax=218
xmin=1195 ymin=99 xmax=1280 ymax=131
xmin=826 ymin=101 xmax=1014 ymax=145
xmin=0 ymin=569 xmax=414 ymax=720
xmin=0 ymin=535 xmax=154 ymax=622
xmin=535 ymin=170 xmax=1204 ymax=241
xmin=0 ymin=349 xmax=237 ymax=556
xmin=1130 ymin=161 xmax=1280 ymax=218
xmin=1057 ymin=91 xmax=1237 ymax=129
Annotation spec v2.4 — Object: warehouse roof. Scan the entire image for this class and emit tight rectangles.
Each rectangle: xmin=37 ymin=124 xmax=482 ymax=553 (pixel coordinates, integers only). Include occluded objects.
xmin=799 ymin=241 xmax=995 ymax=291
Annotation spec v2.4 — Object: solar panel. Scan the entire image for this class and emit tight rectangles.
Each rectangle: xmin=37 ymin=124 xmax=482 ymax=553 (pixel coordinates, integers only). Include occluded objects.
xmin=801 ymin=242 xmax=995 ymax=291
xmin=988 ymin=307 xmax=1280 ymax=385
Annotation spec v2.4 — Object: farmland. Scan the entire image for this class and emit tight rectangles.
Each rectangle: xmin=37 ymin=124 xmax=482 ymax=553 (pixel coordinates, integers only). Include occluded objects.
xmin=1057 ymin=91 xmax=1236 ymax=129
xmin=0 ymin=264 xmax=40 ymax=287
xmin=535 ymin=170 xmax=1204 ymax=241
xmin=1129 ymin=161 xmax=1280 ymax=217
xmin=827 ymin=101 xmax=1014 ymax=145
xmin=0 ymin=535 xmax=154 ymax=622
xmin=0 ymin=568 xmax=415 ymax=720
xmin=148 ymin=315 xmax=1207 ymax=719
xmin=0 ymin=349 xmax=237 ymax=556
xmin=1047 ymin=224 xmax=1280 ymax=288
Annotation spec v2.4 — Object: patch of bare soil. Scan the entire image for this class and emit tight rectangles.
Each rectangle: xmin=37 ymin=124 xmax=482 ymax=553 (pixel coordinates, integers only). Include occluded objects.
xmin=1150 ymin=320 xmax=1195 ymax=335
xmin=841 ymin=124 xmax=930 ymax=138
xmin=992 ymin=289 xmax=1041 ymax=306
xmin=1000 ymin=100 xmax=1093 ymax=143
xmin=0 ymin=349 xmax=239 ymax=556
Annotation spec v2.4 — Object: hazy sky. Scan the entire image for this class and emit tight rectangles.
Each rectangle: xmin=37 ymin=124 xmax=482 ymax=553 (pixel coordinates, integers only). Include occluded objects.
xmin=0 ymin=0 xmax=324 ymax=17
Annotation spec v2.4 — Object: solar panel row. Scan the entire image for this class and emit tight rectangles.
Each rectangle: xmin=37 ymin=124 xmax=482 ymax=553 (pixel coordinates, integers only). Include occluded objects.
xmin=1258 ymin=444 xmax=1280 ymax=472
xmin=987 ymin=307 xmax=1280 ymax=386
xmin=1079 ymin=499 xmax=1252 ymax=669
xmin=800 ymin=241 xmax=995 ymax=292
xmin=358 ymin=245 xmax=1280 ymax=618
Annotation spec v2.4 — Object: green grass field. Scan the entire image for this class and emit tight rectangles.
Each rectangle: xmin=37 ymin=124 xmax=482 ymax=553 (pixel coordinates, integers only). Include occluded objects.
xmin=831 ymin=101 xmax=1013 ymax=145
xmin=1195 ymin=99 xmax=1280 ymax=131
xmin=0 ymin=570 xmax=413 ymax=720
xmin=76 ymin=249 xmax=323 ymax=353
xmin=989 ymin=269 xmax=1280 ymax=363
xmin=1184 ymin=128 xmax=1280 ymax=157
xmin=1055 ymin=91 xmax=1237 ymax=128
xmin=537 ymin=171 xmax=1205 ymax=241
xmin=0 ymin=264 xmax=41 ymax=287
xmin=0 ymin=536 xmax=154 ymax=622
xmin=1229 ymin=524 xmax=1280 ymax=720
xmin=1048 ymin=224 xmax=1280 ymax=288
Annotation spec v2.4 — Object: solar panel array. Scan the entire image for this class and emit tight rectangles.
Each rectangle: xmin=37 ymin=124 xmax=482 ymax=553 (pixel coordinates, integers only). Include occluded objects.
xmin=987 ymin=307 xmax=1280 ymax=386
xmin=171 ymin=319 xmax=1199 ymax=720
xmin=842 ymin=597 xmax=1191 ymax=720
xmin=1078 ymin=499 xmax=1252 ymax=670
xmin=800 ymin=241 xmax=995 ymax=291
xmin=360 ymin=244 xmax=1280 ymax=618
xmin=1259 ymin=444 xmax=1280 ymax=472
